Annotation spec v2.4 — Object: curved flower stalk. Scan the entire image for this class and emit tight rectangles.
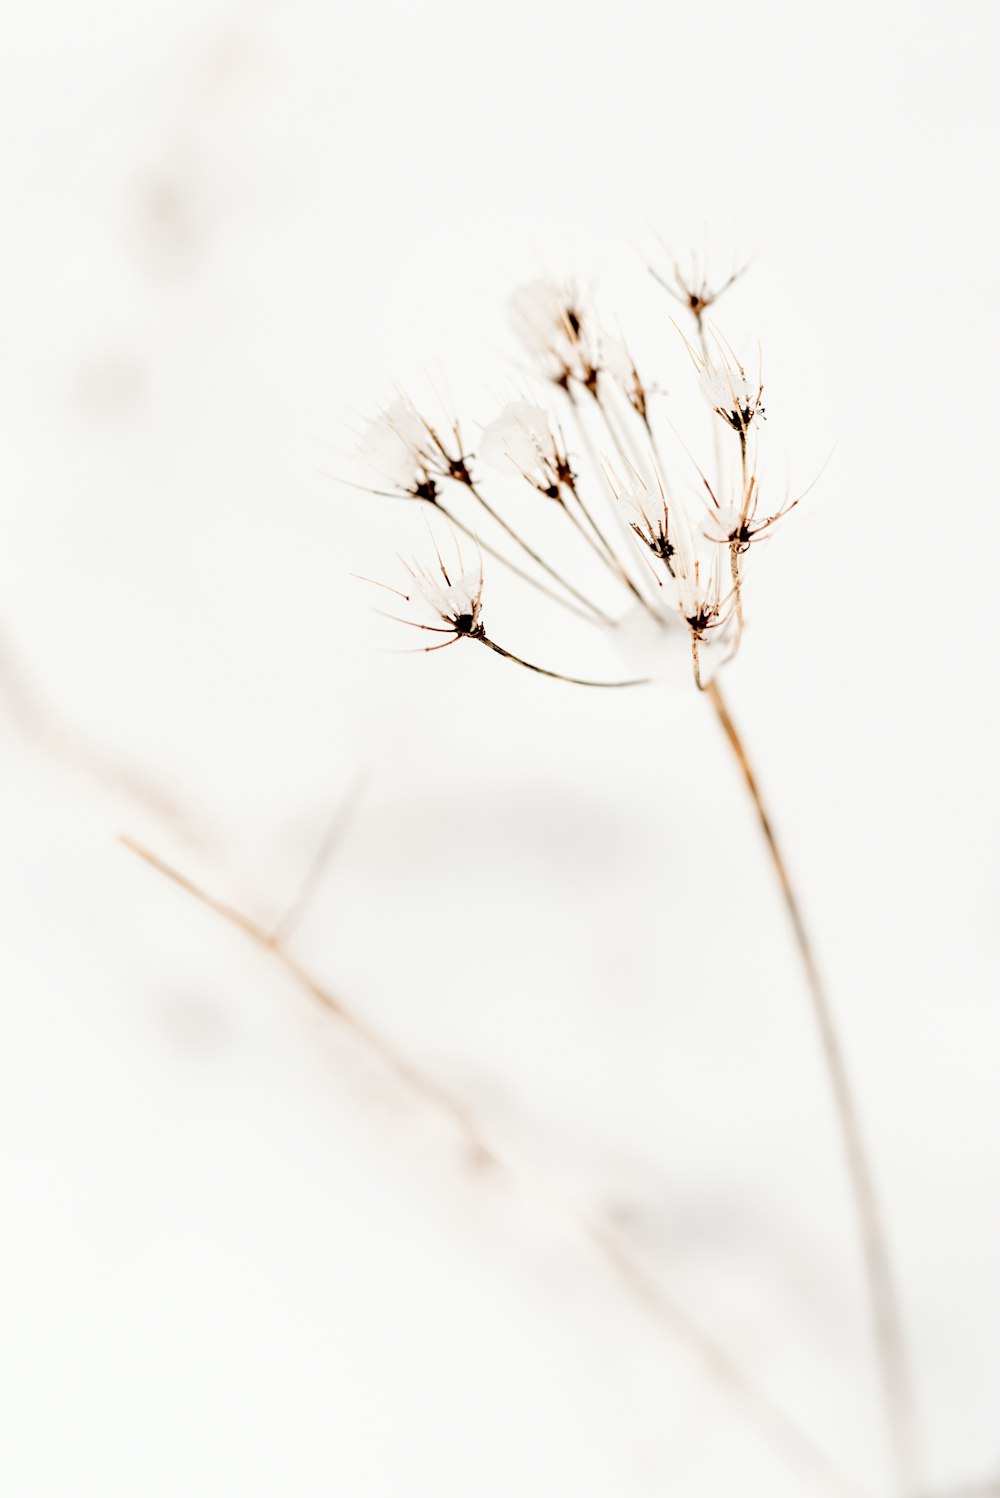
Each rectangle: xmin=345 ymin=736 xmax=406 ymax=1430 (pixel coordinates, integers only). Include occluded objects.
xmin=352 ymin=260 xmax=917 ymax=1495
xmin=121 ymin=830 xmax=869 ymax=1498
xmin=373 ymin=539 xmax=647 ymax=689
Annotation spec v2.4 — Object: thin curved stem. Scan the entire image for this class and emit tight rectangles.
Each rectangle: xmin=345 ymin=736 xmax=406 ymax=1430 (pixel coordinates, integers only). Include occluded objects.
xmin=560 ymin=388 xmax=663 ymax=621
xmin=697 ymin=319 xmax=726 ymax=492
xmin=121 ymin=832 xmax=868 ymax=1498
xmin=706 ymin=678 xmax=918 ymax=1495
xmin=479 ymin=635 xmax=647 ymax=689
xmin=463 ymin=481 xmax=616 ymax=626
xmin=436 ymin=501 xmax=604 ymax=628
xmin=565 ymin=482 xmax=654 ymax=613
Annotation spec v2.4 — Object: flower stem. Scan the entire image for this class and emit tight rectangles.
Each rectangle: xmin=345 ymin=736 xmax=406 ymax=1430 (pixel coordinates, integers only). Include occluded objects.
xmin=436 ymin=502 xmax=605 ymax=628
xmin=730 ymin=540 xmax=745 ymax=647
xmin=465 ymin=482 xmax=616 ymax=626
xmin=706 ymin=677 xmax=918 ymax=1496
xmin=121 ymin=831 xmax=867 ymax=1498
xmin=479 ymin=635 xmax=647 ymax=689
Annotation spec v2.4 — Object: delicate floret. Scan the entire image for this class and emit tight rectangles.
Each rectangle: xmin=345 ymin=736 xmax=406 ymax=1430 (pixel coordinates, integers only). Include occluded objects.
xmin=607 ymin=464 xmax=675 ymax=570
xmin=358 ymin=397 xmax=472 ymax=501
xmin=479 ymin=402 xmax=574 ymax=498
xmin=509 ymin=280 xmax=600 ymax=391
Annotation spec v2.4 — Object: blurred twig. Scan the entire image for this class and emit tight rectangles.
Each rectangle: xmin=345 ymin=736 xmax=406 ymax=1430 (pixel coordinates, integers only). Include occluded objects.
xmin=0 ymin=630 xmax=188 ymax=831
xmin=270 ymin=773 xmax=368 ymax=943
xmin=121 ymin=831 xmax=871 ymax=1498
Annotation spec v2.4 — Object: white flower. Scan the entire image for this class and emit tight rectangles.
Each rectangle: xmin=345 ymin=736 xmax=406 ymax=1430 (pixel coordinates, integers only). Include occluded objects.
xmin=609 ymin=466 xmax=674 ymax=567
xmin=358 ymin=398 xmax=471 ymax=499
xmin=703 ymin=472 xmax=803 ymax=553
xmin=696 ymin=348 xmax=764 ymax=435
xmin=650 ymin=252 xmax=747 ymax=322
xmin=601 ymin=334 xmax=648 ymax=421
xmin=509 ymin=280 xmax=598 ymax=388
xmin=612 ymin=601 xmax=689 ymax=685
xmin=478 ymin=402 xmax=568 ymax=496
xmin=405 ymin=558 xmax=484 ymax=636
xmin=670 ymin=533 xmax=731 ymax=639
xmin=358 ymin=398 xmax=437 ymax=497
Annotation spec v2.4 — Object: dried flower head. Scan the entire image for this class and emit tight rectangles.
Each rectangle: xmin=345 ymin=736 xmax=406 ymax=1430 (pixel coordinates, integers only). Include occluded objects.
xmin=358 ymin=396 xmax=472 ymax=503
xmin=650 ymin=247 xmax=748 ymax=324
xmin=354 ymin=254 xmax=814 ymax=693
xmin=672 ymin=543 xmax=731 ymax=640
xmin=669 ymin=535 xmax=736 ymax=689
xmin=406 ymin=555 xmax=485 ymax=644
xmin=375 ymin=532 xmax=645 ymax=687
xmin=479 ymin=402 xmax=575 ymax=499
xmin=606 ymin=464 xmax=675 ymax=571
xmin=688 ymin=333 xmax=765 ymax=440
xmin=510 ymin=279 xmax=600 ymax=393
xmin=601 ymin=334 xmax=651 ymax=425
xmin=703 ymin=472 xmax=800 ymax=554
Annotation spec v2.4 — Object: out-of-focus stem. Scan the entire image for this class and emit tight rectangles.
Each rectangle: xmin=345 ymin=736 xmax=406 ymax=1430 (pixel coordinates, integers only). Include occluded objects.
xmin=697 ymin=318 xmax=726 ymax=490
xmin=705 ymin=679 xmax=918 ymax=1496
xmin=121 ymin=832 xmax=869 ymax=1498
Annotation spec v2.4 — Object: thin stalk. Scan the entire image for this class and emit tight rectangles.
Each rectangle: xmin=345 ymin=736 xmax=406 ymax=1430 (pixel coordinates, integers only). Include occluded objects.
xmin=705 ymin=678 xmax=918 ymax=1495
xmin=479 ymin=635 xmax=647 ymax=689
xmin=561 ymin=387 xmax=663 ymax=620
xmin=729 ymin=540 xmax=745 ymax=643
xmin=556 ymin=489 xmax=631 ymax=579
xmin=562 ymin=485 xmax=653 ymax=611
xmin=697 ymin=319 xmax=726 ymax=493
xmin=463 ymin=480 xmax=616 ymax=626
xmin=593 ymin=382 xmax=649 ymax=477
xmin=270 ymin=775 xmax=368 ymax=945
xmin=690 ymin=632 xmax=703 ymax=692
xmin=121 ymin=832 xmax=868 ymax=1498
xmin=436 ymin=500 xmax=604 ymax=628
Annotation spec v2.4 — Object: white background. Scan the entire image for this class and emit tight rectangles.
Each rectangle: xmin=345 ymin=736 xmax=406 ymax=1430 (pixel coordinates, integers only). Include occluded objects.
xmin=1 ymin=2 xmax=998 ymax=1495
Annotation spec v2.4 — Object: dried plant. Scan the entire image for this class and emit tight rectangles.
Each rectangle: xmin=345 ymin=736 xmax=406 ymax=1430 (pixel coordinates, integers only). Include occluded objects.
xmin=354 ymin=257 xmax=919 ymax=1493
xmin=120 ymin=827 xmax=865 ymax=1498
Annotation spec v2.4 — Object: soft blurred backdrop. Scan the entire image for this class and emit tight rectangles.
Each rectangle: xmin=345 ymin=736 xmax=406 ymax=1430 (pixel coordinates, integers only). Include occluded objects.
xmin=2 ymin=2 xmax=998 ymax=1495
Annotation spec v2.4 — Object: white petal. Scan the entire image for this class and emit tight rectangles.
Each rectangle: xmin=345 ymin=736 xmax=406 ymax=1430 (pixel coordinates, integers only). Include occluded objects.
xmin=412 ymin=564 xmax=481 ymax=624
xmin=698 ymin=361 xmax=754 ymax=416
xmin=509 ymin=281 xmax=568 ymax=357
xmin=479 ymin=402 xmax=552 ymax=480
xmin=358 ymin=412 xmax=421 ymax=489
xmin=384 ymin=397 xmax=431 ymax=452
xmin=611 ymin=602 xmax=689 ymax=686
xmin=601 ymin=335 xmax=635 ymax=385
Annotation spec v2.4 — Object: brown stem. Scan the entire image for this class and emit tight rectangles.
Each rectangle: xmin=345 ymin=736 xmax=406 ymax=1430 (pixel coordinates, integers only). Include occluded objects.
xmin=561 ymin=386 xmax=663 ymax=621
xmin=479 ymin=635 xmax=647 ymax=689
xmin=697 ymin=319 xmax=726 ymax=490
xmin=729 ymin=541 xmax=745 ymax=645
xmin=436 ymin=501 xmax=605 ymax=628
xmin=690 ymin=631 xmax=703 ymax=692
xmin=120 ymin=836 xmax=497 ymax=1163
xmin=564 ymin=482 xmax=654 ymax=613
xmin=121 ymin=832 xmax=867 ymax=1498
xmin=705 ymin=679 xmax=919 ymax=1495
xmin=463 ymin=481 xmax=615 ymax=626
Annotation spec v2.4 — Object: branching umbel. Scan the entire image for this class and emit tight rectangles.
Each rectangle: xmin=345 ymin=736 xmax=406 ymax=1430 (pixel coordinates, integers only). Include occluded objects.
xmin=351 ymin=256 xmax=918 ymax=1495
